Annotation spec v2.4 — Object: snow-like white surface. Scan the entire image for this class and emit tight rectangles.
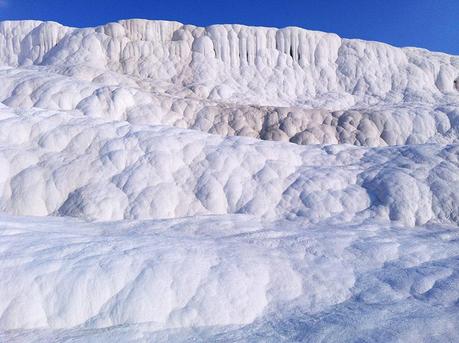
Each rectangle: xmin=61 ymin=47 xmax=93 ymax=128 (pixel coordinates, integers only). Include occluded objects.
xmin=0 ymin=104 xmax=459 ymax=227
xmin=0 ymin=215 xmax=458 ymax=342
xmin=0 ymin=19 xmax=458 ymax=341
xmin=0 ymin=19 xmax=458 ymax=146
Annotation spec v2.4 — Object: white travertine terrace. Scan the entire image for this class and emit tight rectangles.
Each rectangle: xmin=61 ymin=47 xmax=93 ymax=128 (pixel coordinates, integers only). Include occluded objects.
xmin=0 ymin=105 xmax=458 ymax=227
xmin=0 ymin=19 xmax=458 ymax=342
xmin=0 ymin=19 xmax=458 ymax=146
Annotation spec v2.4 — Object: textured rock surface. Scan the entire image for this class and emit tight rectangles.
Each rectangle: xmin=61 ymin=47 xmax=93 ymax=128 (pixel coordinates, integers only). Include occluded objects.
xmin=0 ymin=104 xmax=458 ymax=227
xmin=0 ymin=19 xmax=457 ymax=146
xmin=0 ymin=19 xmax=458 ymax=341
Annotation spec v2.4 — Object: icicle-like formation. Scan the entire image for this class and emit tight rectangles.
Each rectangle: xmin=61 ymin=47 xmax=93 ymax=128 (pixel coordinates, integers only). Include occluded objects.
xmin=0 ymin=19 xmax=457 ymax=107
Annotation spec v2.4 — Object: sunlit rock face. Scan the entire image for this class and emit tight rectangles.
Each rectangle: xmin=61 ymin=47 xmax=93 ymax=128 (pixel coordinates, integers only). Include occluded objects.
xmin=0 ymin=19 xmax=458 ymax=146
xmin=0 ymin=19 xmax=458 ymax=342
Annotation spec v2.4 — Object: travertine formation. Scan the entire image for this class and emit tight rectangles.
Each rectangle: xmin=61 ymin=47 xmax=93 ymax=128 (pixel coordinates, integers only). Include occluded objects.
xmin=0 ymin=19 xmax=458 ymax=342
xmin=0 ymin=19 xmax=458 ymax=146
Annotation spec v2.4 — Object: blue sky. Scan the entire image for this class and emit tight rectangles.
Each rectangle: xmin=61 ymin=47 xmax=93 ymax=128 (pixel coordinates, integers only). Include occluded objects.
xmin=0 ymin=0 xmax=458 ymax=55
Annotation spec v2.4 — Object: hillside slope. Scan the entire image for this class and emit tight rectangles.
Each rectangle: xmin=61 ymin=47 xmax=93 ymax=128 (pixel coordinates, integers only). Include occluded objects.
xmin=0 ymin=19 xmax=458 ymax=342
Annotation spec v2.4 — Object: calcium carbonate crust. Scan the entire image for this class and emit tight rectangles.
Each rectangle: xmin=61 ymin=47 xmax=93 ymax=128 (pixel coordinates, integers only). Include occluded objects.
xmin=0 ymin=105 xmax=458 ymax=226
xmin=0 ymin=19 xmax=459 ymax=342
xmin=0 ymin=215 xmax=458 ymax=343
xmin=0 ymin=19 xmax=457 ymax=148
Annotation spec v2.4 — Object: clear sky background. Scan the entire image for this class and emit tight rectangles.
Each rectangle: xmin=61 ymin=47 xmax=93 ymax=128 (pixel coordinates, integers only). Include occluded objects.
xmin=0 ymin=0 xmax=457 ymax=55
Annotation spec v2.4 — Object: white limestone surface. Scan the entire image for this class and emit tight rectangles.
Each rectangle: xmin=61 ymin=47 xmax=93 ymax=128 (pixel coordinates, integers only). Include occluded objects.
xmin=0 ymin=19 xmax=458 ymax=342
xmin=0 ymin=215 xmax=458 ymax=342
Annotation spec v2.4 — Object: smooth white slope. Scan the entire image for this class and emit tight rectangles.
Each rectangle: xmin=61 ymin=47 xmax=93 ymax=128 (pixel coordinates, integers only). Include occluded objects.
xmin=0 ymin=215 xmax=458 ymax=342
